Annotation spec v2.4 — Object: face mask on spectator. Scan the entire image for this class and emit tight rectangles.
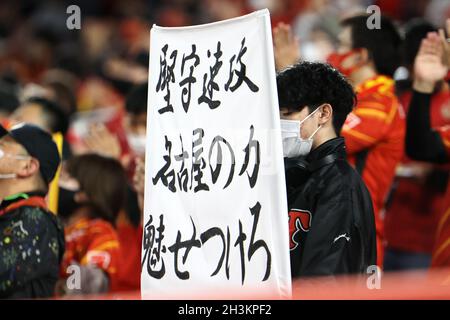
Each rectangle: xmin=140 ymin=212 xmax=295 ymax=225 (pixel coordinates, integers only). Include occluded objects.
xmin=0 ymin=147 xmax=30 ymax=179
xmin=327 ymin=49 xmax=364 ymax=78
xmin=248 ymin=0 xmax=278 ymax=11
xmin=127 ymin=133 xmax=146 ymax=156
xmin=281 ymin=107 xmax=322 ymax=158
xmin=58 ymin=187 xmax=81 ymax=218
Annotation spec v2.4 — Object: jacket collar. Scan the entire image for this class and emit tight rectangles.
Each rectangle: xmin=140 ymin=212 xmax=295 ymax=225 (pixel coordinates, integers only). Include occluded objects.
xmin=284 ymin=137 xmax=347 ymax=190
xmin=0 ymin=191 xmax=47 ymax=210
xmin=306 ymin=137 xmax=347 ymax=170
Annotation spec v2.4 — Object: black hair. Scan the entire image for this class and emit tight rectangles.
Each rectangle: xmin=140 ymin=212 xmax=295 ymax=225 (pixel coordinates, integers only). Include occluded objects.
xmin=25 ymin=96 xmax=69 ymax=134
xmin=277 ymin=61 xmax=356 ymax=135
xmin=342 ymin=14 xmax=401 ymax=77
xmin=125 ymin=82 xmax=148 ymax=115
xmin=44 ymin=81 xmax=77 ymax=116
xmin=0 ymin=83 xmax=19 ymax=114
xmin=396 ymin=19 xmax=439 ymax=95
xmin=402 ymin=19 xmax=437 ymax=68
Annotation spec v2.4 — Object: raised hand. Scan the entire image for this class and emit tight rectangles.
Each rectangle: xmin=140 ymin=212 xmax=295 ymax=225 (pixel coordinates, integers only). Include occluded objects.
xmin=83 ymin=123 xmax=122 ymax=160
xmin=413 ymin=32 xmax=448 ymax=93
xmin=438 ymin=18 xmax=450 ymax=68
xmin=273 ymin=22 xmax=300 ymax=72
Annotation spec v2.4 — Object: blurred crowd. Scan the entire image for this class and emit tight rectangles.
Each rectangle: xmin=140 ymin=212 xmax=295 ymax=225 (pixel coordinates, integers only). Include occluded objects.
xmin=0 ymin=0 xmax=450 ymax=298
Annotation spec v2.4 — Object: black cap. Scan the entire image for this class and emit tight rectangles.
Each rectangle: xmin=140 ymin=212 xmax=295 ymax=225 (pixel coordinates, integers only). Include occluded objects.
xmin=0 ymin=123 xmax=61 ymax=184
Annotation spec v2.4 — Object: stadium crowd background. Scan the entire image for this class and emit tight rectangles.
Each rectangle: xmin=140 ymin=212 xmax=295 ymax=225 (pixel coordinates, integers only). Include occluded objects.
xmin=0 ymin=0 xmax=450 ymax=298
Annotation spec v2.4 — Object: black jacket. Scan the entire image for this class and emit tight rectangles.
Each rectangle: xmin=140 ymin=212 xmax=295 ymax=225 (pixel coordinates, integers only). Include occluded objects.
xmin=0 ymin=192 xmax=65 ymax=299
xmin=285 ymin=137 xmax=377 ymax=278
xmin=405 ymin=90 xmax=448 ymax=163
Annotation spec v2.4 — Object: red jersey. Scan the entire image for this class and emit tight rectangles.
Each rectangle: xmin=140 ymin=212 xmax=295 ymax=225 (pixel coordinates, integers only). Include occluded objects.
xmin=385 ymin=89 xmax=450 ymax=254
xmin=341 ymin=75 xmax=405 ymax=266
xmin=114 ymin=217 xmax=143 ymax=292
xmin=60 ymin=217 xmax=120 ymax=291
xmin=433 ymin=126 xmax=450 ymax=267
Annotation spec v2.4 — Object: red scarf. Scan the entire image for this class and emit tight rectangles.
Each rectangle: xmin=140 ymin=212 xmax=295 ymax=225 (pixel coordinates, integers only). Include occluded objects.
xmin=0 ymin=196 xmax=49 ymax=217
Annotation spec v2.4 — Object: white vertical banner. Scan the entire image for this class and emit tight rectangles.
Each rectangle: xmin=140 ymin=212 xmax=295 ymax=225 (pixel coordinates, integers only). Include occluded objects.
xmin=142 ymin=9 xmax=291 ymax=299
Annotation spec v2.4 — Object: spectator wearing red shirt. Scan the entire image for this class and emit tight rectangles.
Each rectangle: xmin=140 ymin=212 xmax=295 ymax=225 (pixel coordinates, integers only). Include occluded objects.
xmin=114 ymin=83 xmax=148 ymax=293
xmin=57 ymin=154 xmax=127 ymax=295
xmin=327 ymin=15 xmax=404 ymax=267
xmin=385 ymin=20 xmax=450 ymax=271
xmin=405 ymin=24 xmax=450 ymax=270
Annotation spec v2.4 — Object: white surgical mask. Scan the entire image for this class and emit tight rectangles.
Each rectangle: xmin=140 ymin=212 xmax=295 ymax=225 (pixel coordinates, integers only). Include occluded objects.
xmin=0 ymin=147 xmax=29 ymax=179
xmin=0 ymin=173 xmax=17 ymax=179
xmin=248 ymin=0 xmax=278 ymax=11
xmin=127 ymin=133 xmax=147 ymax=156
xmin=281 ymin=108 xmax=322 ymax=158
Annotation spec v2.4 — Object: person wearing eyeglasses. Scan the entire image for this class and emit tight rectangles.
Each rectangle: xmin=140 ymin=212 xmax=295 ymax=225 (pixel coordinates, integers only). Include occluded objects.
xmin=0 ymin=123 xmax=65 ymax=299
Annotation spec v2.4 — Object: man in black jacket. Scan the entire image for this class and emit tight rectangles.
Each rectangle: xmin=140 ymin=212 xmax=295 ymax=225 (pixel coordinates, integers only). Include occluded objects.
xmin=277 ymin=62 xmax=377 ymax=277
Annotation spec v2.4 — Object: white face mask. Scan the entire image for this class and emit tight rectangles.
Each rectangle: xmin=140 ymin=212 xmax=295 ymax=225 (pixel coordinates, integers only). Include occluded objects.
xmin=0 ymin=147 xmax=30 ymax=179
xmin=248 ymin=0 xmax=278 ymax=11
xmin=281 ymin=108 xmax=322 ymax=158
xmin=127 ymin=133 xmax=147 ymax=156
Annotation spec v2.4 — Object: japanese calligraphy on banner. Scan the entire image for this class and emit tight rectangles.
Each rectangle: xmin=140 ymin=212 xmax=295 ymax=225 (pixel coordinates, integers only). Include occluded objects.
xmin=141 ymin=9 xmax=291 ymax=299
